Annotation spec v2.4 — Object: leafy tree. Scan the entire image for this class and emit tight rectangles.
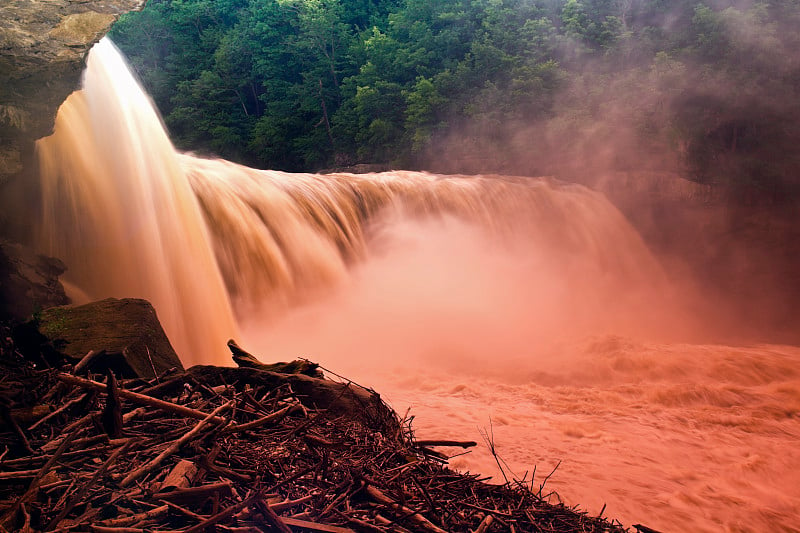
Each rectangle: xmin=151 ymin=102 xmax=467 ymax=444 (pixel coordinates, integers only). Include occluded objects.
xmin=108 ymin=0 xmax=800 ymax=195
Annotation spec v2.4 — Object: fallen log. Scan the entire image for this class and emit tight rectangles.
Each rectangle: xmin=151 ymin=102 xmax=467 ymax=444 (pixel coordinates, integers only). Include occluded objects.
xmin=56 ymin=373 xmax=228 ymax=424
xmin=228 ymin=339 xmax=322 ymax=377
xmin=154 ymin=481 xmax=234 ymax=507
xmin=281 ymin=517 xmax=357 ymax=533
xmin=120 ymin=401 xmax=232 ymax=487
xmin=365 ymin=485 xmax=448 ymax=533
xmin=415 ymin=440 xmax=477 ymax=448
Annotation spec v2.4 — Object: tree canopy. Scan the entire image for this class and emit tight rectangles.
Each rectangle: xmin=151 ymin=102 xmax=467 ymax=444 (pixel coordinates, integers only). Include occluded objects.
xmin=110 ymin=0 xmax=800 ymax=196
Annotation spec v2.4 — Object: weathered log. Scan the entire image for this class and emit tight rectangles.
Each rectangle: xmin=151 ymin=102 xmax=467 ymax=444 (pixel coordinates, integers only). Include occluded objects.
xmin=154 ymin=481 xmax=234 ymax=507
xmin=185 ymin=366 xmax=397 ymax=432
xmin=158 ymin=459 xmax=198 ymax=491
xmin=228 ymin=339 xmax=322 ymax=377
xmin=56 ymin=373 xmax=228 ymax=424
xmin=120 ymin=401 xmax=231 ymax=487
xmin=365 ymin=485 xmax=448 ymax=533
xmin=415 ymin=440 xmax=477 ymax=448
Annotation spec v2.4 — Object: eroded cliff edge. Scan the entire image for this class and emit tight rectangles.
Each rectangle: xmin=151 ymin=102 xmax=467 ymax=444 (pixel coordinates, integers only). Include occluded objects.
xmin=0 ymin=0 xmax=146 ymax=194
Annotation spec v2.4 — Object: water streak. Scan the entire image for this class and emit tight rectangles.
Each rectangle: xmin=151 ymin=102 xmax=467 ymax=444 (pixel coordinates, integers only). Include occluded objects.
xmin=37 ymin=39 xmax=237 ymax=366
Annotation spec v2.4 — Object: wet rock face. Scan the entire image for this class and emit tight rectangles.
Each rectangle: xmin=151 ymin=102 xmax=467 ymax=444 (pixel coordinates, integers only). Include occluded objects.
xmin=0 ymin=0 xmax=146 ymax=186
xmin=0 ymin=240 xmax=69 ymax=323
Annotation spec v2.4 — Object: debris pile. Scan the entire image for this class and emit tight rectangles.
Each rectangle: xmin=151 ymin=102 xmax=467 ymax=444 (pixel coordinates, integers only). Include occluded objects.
xmin=0 ymin=337 xmax=628 ymax=532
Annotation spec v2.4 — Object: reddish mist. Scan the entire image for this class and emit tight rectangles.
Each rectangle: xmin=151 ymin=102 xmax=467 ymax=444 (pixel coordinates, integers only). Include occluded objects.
xmin=33 ymin=38 xmax=800 ymax=532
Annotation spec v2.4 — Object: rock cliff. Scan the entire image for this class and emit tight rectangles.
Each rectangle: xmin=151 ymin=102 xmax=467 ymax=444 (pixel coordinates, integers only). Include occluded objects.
xmin=0 ymin=0 xmax=145 ymax=188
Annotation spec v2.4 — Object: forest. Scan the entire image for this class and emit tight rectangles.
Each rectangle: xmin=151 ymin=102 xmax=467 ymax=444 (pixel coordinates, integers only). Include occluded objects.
xmin=110 ymin=0 xmax=800 ymax=198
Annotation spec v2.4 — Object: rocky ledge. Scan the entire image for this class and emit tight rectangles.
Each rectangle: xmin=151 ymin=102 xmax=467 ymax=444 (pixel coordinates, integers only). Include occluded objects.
xmin=0 ymin=0 xmax=145 ymax=187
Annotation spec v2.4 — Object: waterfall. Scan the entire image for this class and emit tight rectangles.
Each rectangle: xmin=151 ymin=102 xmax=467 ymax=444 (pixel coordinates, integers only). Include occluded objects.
xmin=36 ymin=37 xmax=667 ymax=366
xmin=33 ymin=38 xmax=800 ymax=533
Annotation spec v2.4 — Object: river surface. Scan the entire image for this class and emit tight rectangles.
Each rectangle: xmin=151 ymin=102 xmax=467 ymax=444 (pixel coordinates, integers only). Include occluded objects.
xmin=242 ymin=293 xmax=800 ymax=533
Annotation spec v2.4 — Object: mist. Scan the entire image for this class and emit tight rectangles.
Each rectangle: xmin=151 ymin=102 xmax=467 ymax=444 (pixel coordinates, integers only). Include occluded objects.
xmin=407 ymin=1 xmax=800 ymax=344
xmin=240 ymin=213 xmax=700 ymax=386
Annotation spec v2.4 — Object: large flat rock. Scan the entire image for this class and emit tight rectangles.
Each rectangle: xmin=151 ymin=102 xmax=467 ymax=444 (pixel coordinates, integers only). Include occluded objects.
xmin=37 ymin=297 xmax=184 ymax=378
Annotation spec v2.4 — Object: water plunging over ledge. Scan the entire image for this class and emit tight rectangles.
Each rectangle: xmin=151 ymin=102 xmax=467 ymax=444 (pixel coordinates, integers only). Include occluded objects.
xmin=34 ymin=38 xmax=800 ymax=531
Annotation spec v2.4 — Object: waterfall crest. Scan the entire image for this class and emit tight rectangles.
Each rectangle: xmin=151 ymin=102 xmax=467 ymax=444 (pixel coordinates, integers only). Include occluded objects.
xmin=37 ymin=38 xmax=667 ymax=366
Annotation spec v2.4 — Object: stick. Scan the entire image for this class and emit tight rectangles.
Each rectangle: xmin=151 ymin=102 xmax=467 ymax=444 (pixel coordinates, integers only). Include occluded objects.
xmin=155 ymin=481 xmax=234 ymax=505
xmin=280 ymin=517 xmax=356 ymax=533
xmin=89 ymin=526 xmax=145 ymax=533
xmin=28 ymin=393 xmax=88 ymax=431
xmin=73 ymin=349 xmax=102 ymax=374
xmin=472 ymin=514 xmax=494 ymax=533
xmin=0 ymin=469 xmax=40 ymax=480
xmin=98 ymin=505 xmax=169 ymax=527
xmin=46 ymin=439 xmax=134 ymax=530
xmin=538 ymin=460 xmax=561 ymax=495
xmin=160 ymin=500 xmax=208 ymax=521
xmin=182 ymin=488 xmax=265 ymax=533
xmin=633 ymin=524 xmax=664 ymax=533
xmin=254 ymin=499 xmax=292 ymax=533
xmin=365 ymin=485 xmax=448 ymax=533
xmin=0 ymin=423 xmax=85 ymax=527
xmin=222 ymin=404 xmax=301 ymax=434
xmin=120 ymin=401 xmax=232 ymax=487
xmin=0 ymin=404 xmax=32 ymax=454
xmin=57 ymin=373 xmax=228 ymax=424
xmin=199 ymin=455 xmax=252 ymax=483
xmin=415 ymin=440 xmax=477 ymax=448
xmin=269 ymin=493 xmax=316 ymax=513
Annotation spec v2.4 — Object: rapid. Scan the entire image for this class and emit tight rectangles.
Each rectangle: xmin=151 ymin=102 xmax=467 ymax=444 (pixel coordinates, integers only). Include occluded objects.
xmin=35 ymin=38 xmax=800 ymax=532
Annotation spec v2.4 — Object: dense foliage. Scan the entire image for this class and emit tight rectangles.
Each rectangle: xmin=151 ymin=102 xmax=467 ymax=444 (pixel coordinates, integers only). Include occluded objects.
xmin=110 ymin=0 xmax=800 ymax=195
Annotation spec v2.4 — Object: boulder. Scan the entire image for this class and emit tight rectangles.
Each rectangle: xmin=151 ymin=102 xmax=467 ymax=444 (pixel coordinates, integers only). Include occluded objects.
xmin=34 ymin=297 xmax=184 ymax=378
xmin=0 ymin=240 xmax=69 ymax=323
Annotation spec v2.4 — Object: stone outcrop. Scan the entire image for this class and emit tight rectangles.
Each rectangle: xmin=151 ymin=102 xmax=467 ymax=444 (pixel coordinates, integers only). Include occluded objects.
xmin=0 ymin=240 xmax=69 ymax=323
xmin=31 ymin=297 xmax=184 ymax=378
xmin=0 ymin=0 xmax=146 ymax=188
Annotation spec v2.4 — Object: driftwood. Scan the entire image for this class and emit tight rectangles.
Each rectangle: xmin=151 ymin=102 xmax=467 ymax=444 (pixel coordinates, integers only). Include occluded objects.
xmin=159 ymin=459 xmax=199 ymax=491
xmin=416 ymin=439 xmax=478 ymax=448
xmin=56 ymin=373 xmax=228 ymax=423
xmin=0 ymin=338 xmax=630 ymax=533
xmin=119 ymin=401 xmax=232 ymax=487
xmin=228 ymin=339 xmax=322 ymax=377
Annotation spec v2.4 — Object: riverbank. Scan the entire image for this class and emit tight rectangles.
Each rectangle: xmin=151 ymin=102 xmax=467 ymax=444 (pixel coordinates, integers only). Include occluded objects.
xmin=0 ymin=322 xmax=630 ymax=532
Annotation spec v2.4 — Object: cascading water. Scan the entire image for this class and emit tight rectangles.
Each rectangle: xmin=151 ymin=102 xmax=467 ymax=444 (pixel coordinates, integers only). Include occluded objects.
xmin=35 ymin=38 xmax=800 ymax=532
xmin=37 ymin=38 xmax=238 ymax=366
